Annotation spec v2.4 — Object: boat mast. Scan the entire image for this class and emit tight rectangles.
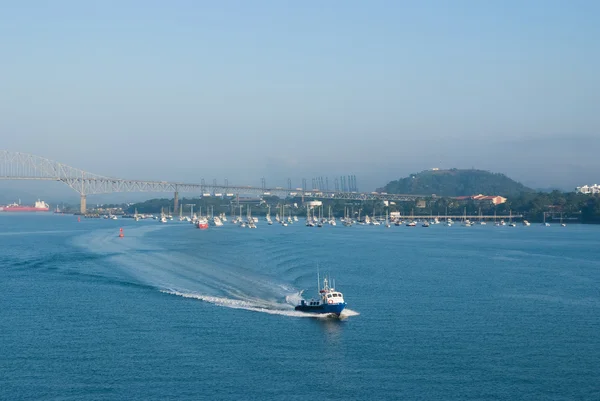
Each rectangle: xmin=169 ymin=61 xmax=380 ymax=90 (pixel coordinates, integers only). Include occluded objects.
xmin=317 ymin=263 xmax=320 ymax=292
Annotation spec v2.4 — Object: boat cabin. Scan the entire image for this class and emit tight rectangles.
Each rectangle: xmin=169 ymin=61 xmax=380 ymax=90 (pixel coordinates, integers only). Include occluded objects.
xmin=300 ymin=299 xmax=321 ymax=307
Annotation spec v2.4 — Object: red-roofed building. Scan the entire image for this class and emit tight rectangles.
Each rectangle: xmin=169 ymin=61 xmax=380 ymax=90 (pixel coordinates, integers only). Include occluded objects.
xmin=454 ymin=194 xmax=507 ymax=205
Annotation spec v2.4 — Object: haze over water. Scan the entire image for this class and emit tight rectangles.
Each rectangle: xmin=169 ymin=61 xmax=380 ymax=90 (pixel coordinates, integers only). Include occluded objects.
xmin=1 ymin=215 xmax=600 ymax=400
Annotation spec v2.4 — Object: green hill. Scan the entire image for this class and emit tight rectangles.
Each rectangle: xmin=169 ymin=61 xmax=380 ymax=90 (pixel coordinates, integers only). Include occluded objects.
xmin=380 ymin=169 xmax=534 ymax=197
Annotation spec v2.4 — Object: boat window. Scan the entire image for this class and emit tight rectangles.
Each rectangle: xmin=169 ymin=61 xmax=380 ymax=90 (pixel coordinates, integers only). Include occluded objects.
xmin=333 ymin=293 xmax=338 ymax=297
xmin=327 ymin=294 xmax=332 ymax=298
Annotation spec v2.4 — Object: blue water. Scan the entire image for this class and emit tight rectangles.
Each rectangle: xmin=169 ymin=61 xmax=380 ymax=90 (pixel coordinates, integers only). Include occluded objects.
xmin=1 ymin=214 xmax=599 ymax=400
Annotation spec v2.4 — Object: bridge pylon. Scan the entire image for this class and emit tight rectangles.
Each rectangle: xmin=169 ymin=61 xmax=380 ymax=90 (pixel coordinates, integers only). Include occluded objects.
xmin=80 ymin=195 xmax=87 ymax=214
xmin=174 ymin=191 xmax=179 ymax=214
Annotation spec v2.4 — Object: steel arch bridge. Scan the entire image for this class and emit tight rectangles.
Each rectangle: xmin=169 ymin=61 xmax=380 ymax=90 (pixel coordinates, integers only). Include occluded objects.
xmin=0 ymin=150 xmax=422 ymax=213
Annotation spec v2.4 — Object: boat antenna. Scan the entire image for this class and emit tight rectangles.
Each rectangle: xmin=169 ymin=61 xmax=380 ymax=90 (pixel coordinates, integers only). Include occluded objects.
xmin=317 ymin=262 xmax=320 ymax=292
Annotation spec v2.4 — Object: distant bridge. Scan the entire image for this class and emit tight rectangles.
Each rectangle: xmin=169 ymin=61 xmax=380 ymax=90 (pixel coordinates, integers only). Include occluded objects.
xmin=0 ymin=151 xmax=424 ymax=213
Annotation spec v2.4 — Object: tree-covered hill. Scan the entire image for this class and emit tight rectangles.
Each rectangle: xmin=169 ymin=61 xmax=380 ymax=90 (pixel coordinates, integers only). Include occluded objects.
xmin=380 ymin=169 xmax=534 ymax=197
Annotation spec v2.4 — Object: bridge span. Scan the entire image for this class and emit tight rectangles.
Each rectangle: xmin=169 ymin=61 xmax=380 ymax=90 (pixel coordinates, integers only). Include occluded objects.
xmin=0 ymin=151 xmax=423 ymax=213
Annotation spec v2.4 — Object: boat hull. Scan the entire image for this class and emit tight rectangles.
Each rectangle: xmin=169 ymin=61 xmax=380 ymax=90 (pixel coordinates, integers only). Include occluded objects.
xmin=295 ymin=302 xmax=346 ymax=316
xmin=0 ymin=206 xmax=49 ymax=212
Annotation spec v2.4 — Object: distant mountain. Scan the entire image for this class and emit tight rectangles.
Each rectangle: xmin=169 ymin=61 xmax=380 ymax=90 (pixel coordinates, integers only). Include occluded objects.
xmin=380 ymin=169 xmax=534 ymax=197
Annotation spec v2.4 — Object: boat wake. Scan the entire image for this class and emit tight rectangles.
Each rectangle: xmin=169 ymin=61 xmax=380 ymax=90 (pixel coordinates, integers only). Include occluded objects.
xmin=71 ymin=225 xmax=359 ymax=319
xmin=162 ymin=290 xmax=359 ymax=319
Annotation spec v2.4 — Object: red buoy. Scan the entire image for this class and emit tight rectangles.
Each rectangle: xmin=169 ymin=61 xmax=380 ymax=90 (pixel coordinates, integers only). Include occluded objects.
xmin=77 ymin=217 xmax=81 ymax=222
xmin=118 ymin=227 xmax=124 ymax=238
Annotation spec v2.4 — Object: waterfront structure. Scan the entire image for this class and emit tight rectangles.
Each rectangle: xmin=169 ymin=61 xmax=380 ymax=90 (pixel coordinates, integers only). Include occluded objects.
xmin=576 ymin=184 xmax=600 ymax=194
xmin=455 ymin=194 xmax=507 ymax=205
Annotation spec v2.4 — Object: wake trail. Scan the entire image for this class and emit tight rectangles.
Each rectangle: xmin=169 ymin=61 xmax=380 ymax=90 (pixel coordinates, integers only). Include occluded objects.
xmin=71 ymin=225 xmax=359 ymax=319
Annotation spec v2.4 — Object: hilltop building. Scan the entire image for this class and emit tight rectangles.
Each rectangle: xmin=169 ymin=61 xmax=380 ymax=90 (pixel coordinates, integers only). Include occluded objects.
xmin=454 ymin=194 xmax=507 ymax=205
xmin=576 ymin=184 xmax=600 ymax=194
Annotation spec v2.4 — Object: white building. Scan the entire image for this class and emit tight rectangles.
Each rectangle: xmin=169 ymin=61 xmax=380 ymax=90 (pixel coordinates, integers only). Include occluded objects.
xmin=576 ymin=184 xmax=600 ymax=194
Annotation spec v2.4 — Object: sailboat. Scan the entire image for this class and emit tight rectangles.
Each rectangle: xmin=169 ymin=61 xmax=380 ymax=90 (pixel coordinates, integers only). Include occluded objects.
xmin=247 ymin=206 xmax=257 ymax=228
xmin=280 ymin=204 xmax=288 ymax=227
xmin=478 ymin=207 xmax=486 ymax=225
xmin=305 ymin=205 xmax=313 ymax=227
xmin=406 ymin=208 xmax=417 ymax=226
xmin=543 ymin=212 xmax=550 ymax=227
xmin=508 ymin=210 xmax=516 ymax=227
xmin=560 ymin=213 xmax=566 ymax=227
xmin=317 ymin=206 xmax=323 ymax=227
xmin=342 ymin=207 xmax=352 ymax=227
xmin=385 ymin=210 xmax=391 ymax=228
xmin=462 ymin=208 xmax=472 ymax=227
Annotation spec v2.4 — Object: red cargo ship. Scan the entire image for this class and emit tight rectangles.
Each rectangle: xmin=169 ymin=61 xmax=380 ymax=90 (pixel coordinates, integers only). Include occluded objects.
xmin=0 ymin=200 xmax=50 ymax=212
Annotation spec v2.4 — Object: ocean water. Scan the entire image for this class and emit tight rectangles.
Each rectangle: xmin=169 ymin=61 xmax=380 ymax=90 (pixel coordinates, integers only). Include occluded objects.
xmin=1 ymin=214 xmax=599 ymax=400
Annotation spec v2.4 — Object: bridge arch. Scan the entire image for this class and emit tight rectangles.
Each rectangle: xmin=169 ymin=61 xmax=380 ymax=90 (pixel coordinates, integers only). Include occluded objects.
xmin=1 ymin=150 xmax=420 ymax=214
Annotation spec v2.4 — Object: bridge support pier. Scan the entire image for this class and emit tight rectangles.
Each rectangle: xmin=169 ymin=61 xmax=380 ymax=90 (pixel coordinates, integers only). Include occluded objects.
xmin=80 ymin=195 xmax=87 ymax=214
xmin=173 ymin=191 xmax=179 ymax=214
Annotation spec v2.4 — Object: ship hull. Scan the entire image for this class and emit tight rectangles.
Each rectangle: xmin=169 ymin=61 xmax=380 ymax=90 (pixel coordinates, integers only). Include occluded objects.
xmin=0 ymin=207 xmax=49 ymax=212
xmin=295 ymin=302 xmax=346 ymax=316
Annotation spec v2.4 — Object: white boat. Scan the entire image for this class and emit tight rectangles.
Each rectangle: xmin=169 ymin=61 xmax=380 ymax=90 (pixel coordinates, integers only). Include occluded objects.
xmin=508 ymin=210 xmax=516 ymax=227
xmin=542 ymin=212 xmax=550 ymax=226
xmin=213 ymin=216 xmax=223 ymax=227
xmin=462 ymin=208 xmax=471 ymax=226
xmin=523 ymin=220 xmax=531 ymax=226
xmin=327 ymin=207 xmax=336 ymax=226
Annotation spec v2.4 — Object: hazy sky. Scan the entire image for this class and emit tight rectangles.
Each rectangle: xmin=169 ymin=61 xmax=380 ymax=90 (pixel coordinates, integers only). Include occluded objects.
xmin=1 ymin=0 xmax=599 ymax=195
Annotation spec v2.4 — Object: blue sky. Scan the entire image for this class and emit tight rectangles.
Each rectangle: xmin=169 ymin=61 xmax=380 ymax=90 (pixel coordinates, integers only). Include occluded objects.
xmin=1 ymin=0 xmax=598 ymax=196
